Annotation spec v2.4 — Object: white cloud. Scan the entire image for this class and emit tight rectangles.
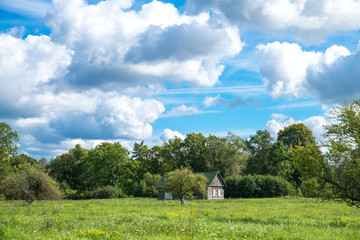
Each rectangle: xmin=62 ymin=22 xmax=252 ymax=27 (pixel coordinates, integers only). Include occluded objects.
xmin=99 ymin=95 xmax=165 ymax=139
xmin=160 ymin=129 xmax=186 ymax=141
xmin=0 ymin=34 xmax=73 ymax=117
xmin=204 ymin=95 xmax=222 ymax=108
xmin=257 ymin=41 xmax=352 ymax=102
xmin=165 ymin=104 xmax=200 ymax=117
xmin=12 ymin=90 xmax=165 ymax=144
xmin=266 ymin=114 xmax=295 ymax=138
xmin=302 ymin=116 xmax=328 ymax=140
xmin=45 ymin=0 xmax=243 ymax=88
xmin=266 ymin=113 xmax=328 ymax=141
xmin=186 ymin=0 xmax=360 ymax=44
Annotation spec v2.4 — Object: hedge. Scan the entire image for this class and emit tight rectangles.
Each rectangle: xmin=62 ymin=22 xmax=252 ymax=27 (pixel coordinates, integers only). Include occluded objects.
xmin=225 ymin=175 xmax=296 ymax=198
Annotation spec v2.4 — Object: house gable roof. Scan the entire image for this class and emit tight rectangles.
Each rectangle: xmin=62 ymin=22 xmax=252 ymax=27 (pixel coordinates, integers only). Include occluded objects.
xmin=156 ymin=171 xmax=226 ymax=189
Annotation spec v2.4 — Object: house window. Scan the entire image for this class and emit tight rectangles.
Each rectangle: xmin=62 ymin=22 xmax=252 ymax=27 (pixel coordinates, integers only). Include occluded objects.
xmin=165 ymin=192 xmax=172 ymax=199
xmin=212 ymin=189 xmax=216 ymax=196
xmin=218 ymin=189 xmax=221 ymax=197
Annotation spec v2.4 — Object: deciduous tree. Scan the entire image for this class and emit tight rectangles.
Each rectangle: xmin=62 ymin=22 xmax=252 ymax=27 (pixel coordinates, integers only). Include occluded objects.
xmin=164 ymin=168 xmax=207 ymax=205
xmin=320 ymin=99 xmax=360 ymax=207
xmin=244 ymin=130 xmax=273 ymax=175
xmin=0 ymin=122 xmax=19 ymax=181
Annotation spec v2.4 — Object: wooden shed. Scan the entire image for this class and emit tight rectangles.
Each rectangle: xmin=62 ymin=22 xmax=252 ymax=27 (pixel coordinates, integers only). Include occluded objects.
xmin=156 ymin=171 xmax=226 ymax=200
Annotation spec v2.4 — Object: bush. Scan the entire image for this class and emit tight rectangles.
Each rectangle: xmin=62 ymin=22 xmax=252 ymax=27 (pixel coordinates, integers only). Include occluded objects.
xmin=225 ymin=175 xmax=296 ymax=198
xmin=63 ymin=186 xmax=126 ymax=200
xmin=92 ymin=185 xmax=126 ymax=199
xmin=0 ymin=167 xmax=62 ymax=205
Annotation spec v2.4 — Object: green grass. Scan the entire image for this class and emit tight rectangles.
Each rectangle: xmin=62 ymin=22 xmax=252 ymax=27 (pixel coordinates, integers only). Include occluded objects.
xmin=0 ymin=198 xmax=359 ymax=239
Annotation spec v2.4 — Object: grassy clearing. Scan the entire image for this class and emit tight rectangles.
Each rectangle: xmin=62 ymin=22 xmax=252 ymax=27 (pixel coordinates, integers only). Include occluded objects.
xmin=0 ymin=197 xmax=359 ymax=239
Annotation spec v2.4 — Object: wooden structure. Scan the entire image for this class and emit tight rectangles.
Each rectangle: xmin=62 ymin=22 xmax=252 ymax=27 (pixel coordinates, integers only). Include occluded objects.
xmin=156 ymin=171 xmax=226 ymax=200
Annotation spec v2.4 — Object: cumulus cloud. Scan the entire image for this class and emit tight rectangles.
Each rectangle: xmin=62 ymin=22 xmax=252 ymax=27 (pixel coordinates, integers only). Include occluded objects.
xmin=186 ymin=0 xmax=360 ymax=44
xmin=0 ymin=34 xmax=73 ymax=118
xmin=160 ymin=129 xmax=186 ymax=141
xmin=266 ymin=113 xmax=328 ymax=141
xmin=13 ymin=93 xmax=165 ymax=144
xmin=45 ymin=0 xmax=243 ymax=88
xmin=266 ymin=113 xmax=295 ymax=138
xmin=165 ymin=104 xmax=200 ymax=117
xmin=257 ymin=41 xmax=355 ymax=102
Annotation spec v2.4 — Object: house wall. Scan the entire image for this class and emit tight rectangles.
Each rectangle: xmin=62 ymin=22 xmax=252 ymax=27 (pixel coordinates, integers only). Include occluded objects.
xmin=157 ymin=190 xmax=174 ymax=200
xmin=207 ymin=174 xmax=225 ymax=200
xmin=158 ymin=190 xmax=165 ymax=200
xmin=207 ymin=186 xmax=224 ymax=200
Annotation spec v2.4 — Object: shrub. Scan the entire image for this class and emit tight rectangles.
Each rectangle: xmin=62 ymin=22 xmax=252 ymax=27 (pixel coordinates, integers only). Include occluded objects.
xmin=63 ymin=186 xmax=126 ymax=200
xmin=0 ymin=167 xmax=62 ymax=205
xmin=92 ymin=185 xmax=126 ymax=199
xmin=225 ymin=175 xmax=296 ymax=198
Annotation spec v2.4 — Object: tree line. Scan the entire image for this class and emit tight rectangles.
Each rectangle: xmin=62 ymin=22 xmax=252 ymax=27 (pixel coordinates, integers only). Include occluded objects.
xmin=0 ymin=99 xmax=359 ymax=207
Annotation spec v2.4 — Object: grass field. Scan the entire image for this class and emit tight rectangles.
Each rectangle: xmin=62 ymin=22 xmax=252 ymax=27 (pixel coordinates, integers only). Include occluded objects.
xmin=0 ymin=197 xmax=359 ymax=239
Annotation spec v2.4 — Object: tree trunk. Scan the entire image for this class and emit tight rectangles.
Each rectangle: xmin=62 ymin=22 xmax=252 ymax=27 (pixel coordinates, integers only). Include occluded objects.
xmin=180 ymin=197 xmax=185 ymax=205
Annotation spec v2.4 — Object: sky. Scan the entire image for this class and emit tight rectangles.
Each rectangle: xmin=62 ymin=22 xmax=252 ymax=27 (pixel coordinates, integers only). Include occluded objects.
xmin=1 ymin=0 xmax=360 ymax=159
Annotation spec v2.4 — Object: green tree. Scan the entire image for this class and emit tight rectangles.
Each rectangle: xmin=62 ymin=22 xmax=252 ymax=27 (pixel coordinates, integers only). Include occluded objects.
xmin=48 ymin=144 xmax=88 ymax=190
xmin=245 ymin=130 xmax=273 ymax=175
xmin=267 ymin=141 xmax=292 ymax=180
xmin=9 ymin=154 xmax=38 ymax=172
xmin=183 ymin=133 xmax=208 ymax=172
xmin=0 ymin=122 xmax=19 ymax=181
xmin=320 ymin=99 xmax=360 ymax=207
xmin=81 ymin=142 xmax=138 ymax=191
xmin=164 ymin=168 xmax=207 ymax=205
xmin=289 ymin=143 xmax=325 ymax=197
xmin=220 ymin=133 xmax=248 ymax=177
xmin=132 ymin=142 xmax=167 ymax=177
xmin=277 ymin=123 xmax=316 ymax=148
xmin=142 ymin=172 xmax=161 ymax=197
xmin=277 ymin=123 xmax=321 ymax=189
xmin=162 ymin=137 xmax=186 ymax=170
xmin=0 ymin=167 xmax=61 ymax=205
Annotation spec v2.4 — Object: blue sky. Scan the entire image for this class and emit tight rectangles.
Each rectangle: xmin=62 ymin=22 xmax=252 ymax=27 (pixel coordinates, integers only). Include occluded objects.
xmin=1 ymin=0 xmax=360 ymax=159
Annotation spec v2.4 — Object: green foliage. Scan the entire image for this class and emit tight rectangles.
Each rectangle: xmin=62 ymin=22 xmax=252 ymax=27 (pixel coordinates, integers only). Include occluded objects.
xmin=278 ymin=123 xmax=316 ymax=148
xmin=277 ymin=123 xmax=322 ymax=189
xmin=92 ymin=186 xmax=126 ymax=199
xmin=164 ymin=168 xmax=207 ymax=205
xmin=63 ymin=186 xmax=126 ymax=200
xmin=244 ymin=130 xmax=273 ymax=175
xmin=0 ymin=122 xmax=19 ymax=181
xmin=267 ymin=141 xmax=292 ymax=180
xmin=132 ymin=142 xmax=167 ymax=177
xmin=9 ymin=154 xmax=38 ymax=172
xmin=48 ymin=144 xmax=88 ymax=190
xmin=320 ymin=99 xmax=360 ymax=207
xmin=132 ymin=132 xmax=248 ymax=179
xmin=0 ymin=122 xmax=19 ymax=159
xmin=142 ymin=172 xmax=161 ymax=197
xmin=0 ymin=167 xmax=61 ymax=205
xmin=81 ymin=142 xmax=137 ymax=191
xmin=225 ymin=175 xmax=296 ymax=198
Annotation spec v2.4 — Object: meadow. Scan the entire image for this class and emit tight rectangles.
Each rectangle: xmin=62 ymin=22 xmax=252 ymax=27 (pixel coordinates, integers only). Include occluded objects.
xmin=0 ymin=198 xmax=359 ymax=239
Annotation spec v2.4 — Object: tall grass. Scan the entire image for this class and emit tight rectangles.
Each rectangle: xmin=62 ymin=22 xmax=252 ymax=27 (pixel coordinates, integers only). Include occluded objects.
xmin=0 ymin=198 xmax=359 ymax=239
